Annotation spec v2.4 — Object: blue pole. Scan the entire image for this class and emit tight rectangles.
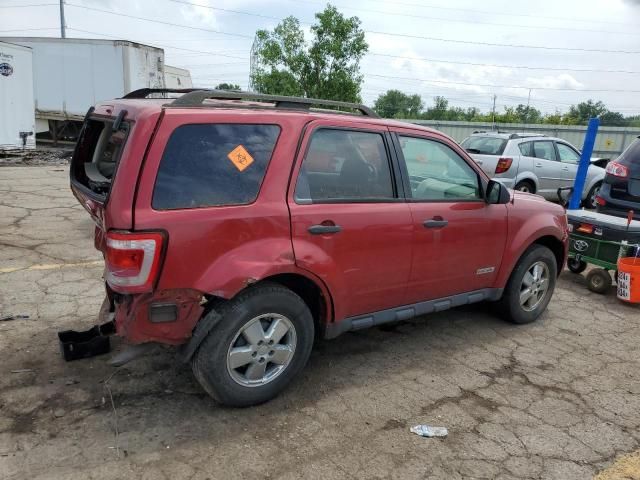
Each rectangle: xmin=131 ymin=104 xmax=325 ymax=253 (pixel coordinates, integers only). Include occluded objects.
xmin=568 ymin=117 xmax=600 ymax=210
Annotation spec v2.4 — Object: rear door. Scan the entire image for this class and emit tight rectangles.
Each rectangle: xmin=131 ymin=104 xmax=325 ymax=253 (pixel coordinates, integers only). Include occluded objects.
xmin=288 ymin=121 xmax=413 ymax=320
xmin=392 ymin=129 xmax=508 ymax=302
xmin=530 ymin=140 xmax=563 ymax=199
xmin=555 ymin=142 xmax=580 ymax=189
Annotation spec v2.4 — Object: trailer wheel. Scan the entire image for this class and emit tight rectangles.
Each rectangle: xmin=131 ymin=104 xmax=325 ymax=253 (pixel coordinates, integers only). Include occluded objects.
xmin=586 ymin=268 xmax=612 ymax=294
xmin=567 ymin=258 xmax=587 ymax=274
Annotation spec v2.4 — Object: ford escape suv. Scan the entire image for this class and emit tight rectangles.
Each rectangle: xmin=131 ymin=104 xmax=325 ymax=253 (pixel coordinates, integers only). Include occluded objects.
xmin=70 ymin=89 xmax=568 ymax=407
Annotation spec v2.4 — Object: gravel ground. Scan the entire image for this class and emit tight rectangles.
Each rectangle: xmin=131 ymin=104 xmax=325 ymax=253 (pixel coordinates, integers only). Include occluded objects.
xmin=1 ymin=165 xmax=640 ymax=480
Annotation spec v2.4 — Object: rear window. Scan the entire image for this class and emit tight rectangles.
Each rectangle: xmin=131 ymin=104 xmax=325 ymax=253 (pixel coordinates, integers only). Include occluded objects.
xmin=460 ymin=136 xmax=507 ymax=155
xmin=71 ymin=118 xmax=129 ymax=197
xmin=152 ymin=124 xmax=280 ymax=210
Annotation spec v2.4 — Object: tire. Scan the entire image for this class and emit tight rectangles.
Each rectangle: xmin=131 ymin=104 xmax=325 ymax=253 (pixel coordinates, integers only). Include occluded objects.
xmin=567 ymin=257 xmax=587 ymax=274
xmin=191 ymin=283 xmax=314 ymax=407
xmin=498 ymin=244 xmax=557 ymax=324
xmin=514 ymin=180 xmax=535 ymax=194
xmin=583 ymin=182 xmax=602 ymax=210
xmin=586 ymin=268 xmax=612 ymax=294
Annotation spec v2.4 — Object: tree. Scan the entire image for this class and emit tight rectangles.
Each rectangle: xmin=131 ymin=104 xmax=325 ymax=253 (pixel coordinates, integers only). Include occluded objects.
xmin=599 ymin=110 xmax=626 ymax=126
xmin=252 ymin=5 xmax=368 ymax=102
xmin=373 ymin=90 xmax=423 ymax=118
xmin=215 ymin=83 xmax=241 ymax=91
xmin=515 ymin=104 xmax=541 ymax=123
xmin=565 ymin=100 xmax=608 ymax=124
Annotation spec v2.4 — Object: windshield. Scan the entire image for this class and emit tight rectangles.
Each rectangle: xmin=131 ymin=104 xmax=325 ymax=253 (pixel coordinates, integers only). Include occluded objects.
xmin=461 ymin=136 xmax=507 ymax=155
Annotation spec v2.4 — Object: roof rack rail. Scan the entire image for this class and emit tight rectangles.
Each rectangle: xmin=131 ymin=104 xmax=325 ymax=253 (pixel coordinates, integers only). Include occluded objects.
xmin=508 ymin=132 xmax=547 ymax=139
xmin=167 ymin=89 xmax=379 ymax=117
xmin=122 ymin=88 xmax=201 ymax=99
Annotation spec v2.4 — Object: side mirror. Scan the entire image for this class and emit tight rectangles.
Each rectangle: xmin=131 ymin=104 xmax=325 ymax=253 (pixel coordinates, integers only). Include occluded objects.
xmin=485 ymin=179 xmax=510 ymax=204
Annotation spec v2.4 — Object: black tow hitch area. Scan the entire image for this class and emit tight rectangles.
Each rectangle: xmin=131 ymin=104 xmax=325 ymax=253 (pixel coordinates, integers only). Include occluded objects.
xmin=57 ymin=321 xmax=115 ymax=361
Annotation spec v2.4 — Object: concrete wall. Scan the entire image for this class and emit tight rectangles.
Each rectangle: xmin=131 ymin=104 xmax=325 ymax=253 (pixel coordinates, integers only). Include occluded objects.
xmin=402 ymin=119 xmax=640 ymax=159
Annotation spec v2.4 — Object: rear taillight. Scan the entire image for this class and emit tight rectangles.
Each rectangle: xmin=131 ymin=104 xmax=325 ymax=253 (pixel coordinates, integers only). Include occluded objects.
xmin=495 ymin=157 xmax=513 ymax=174
xmin=105 ymin=231 xmax=164 ymax=293
xmin=595 ymin=195 xmax=606 ymax=206
xmin=605 ymin=161 xmax=629 ymax=178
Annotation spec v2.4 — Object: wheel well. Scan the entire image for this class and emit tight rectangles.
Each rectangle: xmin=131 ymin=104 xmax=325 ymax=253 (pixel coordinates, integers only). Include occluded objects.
xmin=533 ymin=235 xmax=565 ymax=275
xmin=516 ymin=178 xmax=536 ymax=193
xmin=261 ymin=273 xmax=329 ymax=337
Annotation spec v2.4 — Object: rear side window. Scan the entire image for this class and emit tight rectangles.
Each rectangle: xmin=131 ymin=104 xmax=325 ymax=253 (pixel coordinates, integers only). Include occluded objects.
xmin=533 ymin=141 xmax=557 ymax=161
xmin=460 ymin=136 xmax=507 ymax=155
xmin=518 ymin=141 xmax=533 ymax=156
xmin=294 ymin=129 xmax=395 ymax=203
xmin=617 ymin=138 xmax=640 ymax=166
xmin=71 ymin=119 xmax=129 ymax=197
xmin=152 ymin=124 xmax=280 ymax=210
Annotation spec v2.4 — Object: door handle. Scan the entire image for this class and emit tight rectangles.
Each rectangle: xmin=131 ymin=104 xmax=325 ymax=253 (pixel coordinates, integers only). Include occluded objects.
xmin=423 ymin=219 xmax=448 ymax=228
xmin=561 ymin=166 xmax=569 ymax=171
xmin=308 ymin=224 xmax=342 ymax=235
xmin=535 ymin=162 xmax=543 ymax=167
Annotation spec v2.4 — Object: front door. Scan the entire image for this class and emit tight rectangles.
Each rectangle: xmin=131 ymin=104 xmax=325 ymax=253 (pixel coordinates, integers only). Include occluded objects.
xmin=392 ymin=130 xmax=508 ymax=303
xmin=555 ymin=142 xmax=580 ymax=188
xmin=288 ymin=123 xmax=413 ymax=320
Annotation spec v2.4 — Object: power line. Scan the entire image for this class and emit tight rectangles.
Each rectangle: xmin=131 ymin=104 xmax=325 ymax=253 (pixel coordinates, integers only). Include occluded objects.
xmin=170 ymin=0 xmax=640 ymax=54
xmin=67 ymin=28 xmax=249 ymax=61
xmin=365 ymin=53 xmax=640 ymax=75
xmin=0 ymin=27 xmax=59 ymax=33
xmin=0 ymin=3 xmax=57 ymax=8
xmin=354 ymin=0 xmax=637 ymax=28
xmin=65 ymin=3 xmax=253 ymax=39
xmin=366 ymin=73 xmax=640 ymax=93
xmin=285 ymin=0 xmax=640 ymax=37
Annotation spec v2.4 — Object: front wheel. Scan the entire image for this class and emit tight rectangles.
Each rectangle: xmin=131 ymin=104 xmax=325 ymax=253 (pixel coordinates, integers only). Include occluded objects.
xmin=514 ymin=180 xmax=535 ymax=193
xmin=192 ymin=283 xmax=314 ymax=407
xmin=586 ymin=268 xmax=612 ymax=294
xmin=498 ymin=245 xmax=557 ymax=324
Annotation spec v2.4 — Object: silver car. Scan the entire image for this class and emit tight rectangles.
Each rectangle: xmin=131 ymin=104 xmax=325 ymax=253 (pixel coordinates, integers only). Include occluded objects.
xmin=460 ymin=132 xmax=605 ymax=208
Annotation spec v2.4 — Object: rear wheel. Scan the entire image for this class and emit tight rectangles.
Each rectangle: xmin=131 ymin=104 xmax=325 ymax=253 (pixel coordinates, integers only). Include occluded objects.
xmin=583 ymin=182 xmax=602 ymax=210
xmin=567 ymin=258 xmax=587 ymax=274
xmin=586 ymin=268 xmax=612 ymax=294
xmin=192 ymin=283 xmax=314 ymax=407
xmin=514 ymin=180 xmax=535 ymax=194
xmin=499 ymin=245 xmax=557 ymax=324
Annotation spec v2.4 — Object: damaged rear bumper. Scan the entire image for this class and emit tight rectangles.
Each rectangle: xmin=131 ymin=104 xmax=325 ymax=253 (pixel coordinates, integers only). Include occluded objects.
xmin=99 ymin=285 xmax=205 ymax=345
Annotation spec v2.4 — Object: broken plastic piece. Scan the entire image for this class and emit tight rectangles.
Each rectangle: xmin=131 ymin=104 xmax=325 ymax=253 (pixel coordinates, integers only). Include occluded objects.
xmin=410 ymin=425 xmax=448 ymax=437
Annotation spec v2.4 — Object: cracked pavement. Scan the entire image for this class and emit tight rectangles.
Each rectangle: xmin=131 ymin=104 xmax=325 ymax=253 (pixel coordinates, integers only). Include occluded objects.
xmin=1 ymin=165 xmax=640 ymax=479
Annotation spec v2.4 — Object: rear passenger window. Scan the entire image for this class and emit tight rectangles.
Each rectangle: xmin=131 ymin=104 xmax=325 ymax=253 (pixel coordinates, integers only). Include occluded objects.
xmin=152 ymin=124 xmax=280 ymax=210
xmin=295 ymin=129 xmax=395 ymax=203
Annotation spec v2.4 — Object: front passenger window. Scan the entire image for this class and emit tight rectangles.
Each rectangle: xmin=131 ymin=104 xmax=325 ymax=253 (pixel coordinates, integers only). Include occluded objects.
xmin=533 ymin=141 xmax=557 ymax=161
xmin=399 ymin=136 xmax=481 ymax=201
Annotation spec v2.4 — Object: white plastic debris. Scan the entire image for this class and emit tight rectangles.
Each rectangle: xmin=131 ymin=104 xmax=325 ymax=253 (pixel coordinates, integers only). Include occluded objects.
xmin=410 ymin=425 xmax=448 ymax=438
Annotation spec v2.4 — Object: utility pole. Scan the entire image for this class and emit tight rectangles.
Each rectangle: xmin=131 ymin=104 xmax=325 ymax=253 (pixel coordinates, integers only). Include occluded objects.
xmin=59 ymin=0 xmax=66 ymax=38
xmin=525 ymin=88 xmax=532 ymax=123
xmin=491 ymin=94 xmax=497 ymax=130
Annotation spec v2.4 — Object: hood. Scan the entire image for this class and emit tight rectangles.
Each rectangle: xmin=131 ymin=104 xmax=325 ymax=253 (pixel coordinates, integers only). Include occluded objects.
xmin=511 ymin=190 xmax=546 ymax=202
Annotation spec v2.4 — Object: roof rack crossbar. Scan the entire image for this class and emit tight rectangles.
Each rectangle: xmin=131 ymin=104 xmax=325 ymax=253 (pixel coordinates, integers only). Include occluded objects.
xmin=167 ymin=89 xmax=379 ymax=117
xmin=122 ymin=88 xmax=201 ymax=99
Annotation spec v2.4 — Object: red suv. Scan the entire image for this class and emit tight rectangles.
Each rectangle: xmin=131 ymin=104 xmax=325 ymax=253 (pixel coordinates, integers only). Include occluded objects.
xmin=70 ymin=89 xmax=568 ymax=406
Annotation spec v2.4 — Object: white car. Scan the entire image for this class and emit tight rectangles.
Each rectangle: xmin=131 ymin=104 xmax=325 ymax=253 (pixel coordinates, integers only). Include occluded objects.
xmin=460 ymin=132 xmax=605 ymax=208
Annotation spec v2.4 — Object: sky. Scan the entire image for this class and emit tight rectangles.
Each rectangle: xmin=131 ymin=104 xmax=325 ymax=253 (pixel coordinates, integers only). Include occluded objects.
xmin=2 ymin=0 xmax=640 ymax=115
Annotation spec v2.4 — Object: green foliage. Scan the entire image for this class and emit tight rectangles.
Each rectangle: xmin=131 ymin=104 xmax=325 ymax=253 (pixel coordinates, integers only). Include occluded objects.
xmin=252 ymin=5 xmax=368 ymax=102
xmin=215 ymin=83 xmax=241 ymax=91
xmin=372 ymin=90 xmax=636 ymax=126
xmin=373 ymin=90 xmax=423 ymax=118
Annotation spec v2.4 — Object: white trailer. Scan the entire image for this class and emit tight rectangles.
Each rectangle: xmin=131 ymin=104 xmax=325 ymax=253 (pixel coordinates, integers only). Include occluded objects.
xmin=0 ymin=41 xmax=36 ymax=150
xmin=0 ymin=37 xmax=165 ymax=141
xmin=164 ymin=65 xmax=193 ymax=89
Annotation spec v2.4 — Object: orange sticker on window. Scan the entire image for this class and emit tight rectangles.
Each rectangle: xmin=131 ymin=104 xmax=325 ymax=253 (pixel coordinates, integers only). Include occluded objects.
xmin=227 ymin=145 xmax=254 ymax=172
